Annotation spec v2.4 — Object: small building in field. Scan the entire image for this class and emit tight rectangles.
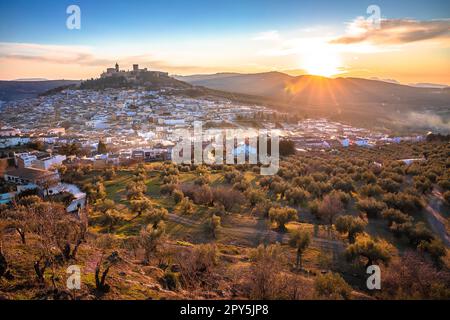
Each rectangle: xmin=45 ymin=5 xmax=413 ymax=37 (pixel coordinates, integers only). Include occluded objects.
xmin=4 ymin=167 xmax=60 ymax=186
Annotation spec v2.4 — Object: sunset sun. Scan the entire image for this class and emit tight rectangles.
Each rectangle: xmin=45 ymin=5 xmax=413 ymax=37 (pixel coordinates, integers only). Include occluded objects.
xmin=301 ymin=51 xmax=342 ymax=77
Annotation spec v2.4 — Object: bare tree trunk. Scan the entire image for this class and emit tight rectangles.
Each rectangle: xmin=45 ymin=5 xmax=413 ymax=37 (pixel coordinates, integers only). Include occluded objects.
xmin=0 ymin=246 xmax=8 ymax=278
xmin=16 ymin=228 xmax=26 ymax=244
xmin=95 ymin=257 xmax=111 ymax=292
xmin=34 ymin=259 xmax=48 ymax=284
xmin=70 ymin=239 xmax=82 ymax=260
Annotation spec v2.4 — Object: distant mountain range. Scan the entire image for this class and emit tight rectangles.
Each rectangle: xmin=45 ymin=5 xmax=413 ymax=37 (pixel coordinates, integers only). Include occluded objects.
xmin=175 ymin=72 xmax=450 ymax=108
xmin=0 ymin=80 xmax=80 ymax=101
xmin=175 ymin=72 xmax=450 ymax=132
xmin=410 ymin=82 xmax=449 ymax=89
xmin=14 ymin=78 xmax=50 ymax=81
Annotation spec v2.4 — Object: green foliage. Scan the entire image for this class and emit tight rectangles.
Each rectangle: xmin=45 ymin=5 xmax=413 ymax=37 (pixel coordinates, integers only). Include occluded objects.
xmin=383 ymin=192 xmax=425 ymax=213
xmin=289 ymin=229 xmax=311 ymax=268
xmin=246 ymin=189 xmax=266 ymax=207
xmin=381 ymin=208 xmax=413 ymax=226
xmin=335 ymin=215 xmax=367 ymax=243
xmin=172 ymin=189 xmax=184 ymax=204
xmin=205 ymin=214 xmax=221 ymax=239
xmin=179 ymin=197 xmax=195 ymax=215
xmin=345 ymin=235 xmax=391 ymax=268
xmin=279 ymin=139 xmax=296 ymax=156
xmin=130 ymin=196 xmax=153 ymax=217
xmin=285 ymin=187 xmax=309 ymax=206
xmin=356 ymin=198 xmax=387 ymax=218
xmin=314 ymin=273 xmax=352 ymax=300
xmin=268 ymin=207 xmax=297 ymax=230
xmin=126 ymin=180 xmax=147 ymax=200
xmin=418 ymin=239 xmax=446 ymax=264
xmin=330 ymin=177 xmax=355 ymax=193
xmin=405 ymin=222 xmax=434 ymax=246
xmin=102 ymin=208 xmax=123 ymax=232
xmin=378 ymin=178 xmax=401 ymax=193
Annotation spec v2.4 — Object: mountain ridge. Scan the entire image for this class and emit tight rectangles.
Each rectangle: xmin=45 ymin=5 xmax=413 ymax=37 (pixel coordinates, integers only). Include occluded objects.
xmin=175 ymin=71 xmax=450 ymax=108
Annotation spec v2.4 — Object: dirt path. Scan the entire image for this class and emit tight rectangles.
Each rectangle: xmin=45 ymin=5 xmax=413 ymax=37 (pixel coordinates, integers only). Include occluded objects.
xmin=424 ymin=189 xmax=450 ymax=247
xmin=167 ymin=213 xmax=344 ymax=252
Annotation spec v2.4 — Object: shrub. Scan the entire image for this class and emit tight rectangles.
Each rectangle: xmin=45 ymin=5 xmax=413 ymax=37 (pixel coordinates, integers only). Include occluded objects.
xmin=329 ymin=190 xmax=351 ymax=206
xmin=172 ymin=189 xmax=184 ymax=204
xmin=356 ymin=198 xmax=387 ymax=218
xmin=380 ymin=251 xmax=450 ymax=299
xmin=177 ymin=244 xmax=218 ymax=289
xmin=179 ymin=197 xmax=195 ymax=215
xmin=345 ymin=235 xmax=391 ymax=268
xmin=233 ymin=180 xmax=250 ymax=192
xmin=251 ymin=200 xmax=271 ymax=217
xmin=212 ymin=187 xmax=245 ymax=212
xmin=289 ymin=229 xmax=311 ymax=269
xmin=359 ymin=184 xmax=383 ymax=198
xmin=314 ymin=273 xmax=352 ymax=300
xmin=248 ymin=244 xmax=284 ymax=299
xmin=193 ymin=185 xmax=213 ymax=205
xmin=379 ymin=178 xmax=401 ymax=193
xmin=406 ymin=222 xmax=434 ymax=246
xmin=162 ymin=271 xmax=180 ymax=291
xmin=285 ymin=187 xmax=309 ymax=206
xmin=335 ymin=215 xmax=367 ymax=243
xmin=160 ymin=183 xmax=176 ymax=195
xmin=330 ymin=177 xmax=355 ymax=193
xmin=444 ymin=191 xmax=450 ymax=205
xmin=268 ymin=207 xmax=297 ymax=231
xmin=205 ymin=214 xmax=221 ymax=239
xmin=362 ymin=171 xmax=377 ymax=184
xmin=418 ymin=239 xmax=447 ymax=265
xmin=381 ymin=208 xmax=413 ymax=226
xmin=317 ymin=193 xmax=344 ymax=226
xmin=383 ymin=192 xmax=425 ymax=213
xmin=194 ymin=175 xmax=209 ymax=186
xmin=246 ymin=189 xmax=266 ymax=207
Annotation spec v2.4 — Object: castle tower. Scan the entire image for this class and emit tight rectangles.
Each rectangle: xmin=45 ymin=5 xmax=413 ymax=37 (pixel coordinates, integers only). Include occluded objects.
xmin=115 ymin=62 xmax=119 ymax=72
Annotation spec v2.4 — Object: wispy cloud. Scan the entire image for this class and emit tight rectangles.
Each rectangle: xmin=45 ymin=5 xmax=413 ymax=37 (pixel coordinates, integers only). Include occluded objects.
xmin=0 ymin=42 xmax=114 ymax=66
xmin=330 ymin=18 xmax=450 ymax=45
xmin=0 ymin=42 xmax=219 ymax=75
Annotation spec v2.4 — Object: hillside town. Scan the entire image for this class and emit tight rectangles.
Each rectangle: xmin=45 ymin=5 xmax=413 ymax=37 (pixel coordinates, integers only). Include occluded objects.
xmin=0 ymin=65 xmax=427 ymax=208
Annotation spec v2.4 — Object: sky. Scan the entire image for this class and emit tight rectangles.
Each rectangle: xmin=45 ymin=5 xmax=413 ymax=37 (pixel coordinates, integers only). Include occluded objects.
xmin=0 ymin=0 xmax=449 ymax=84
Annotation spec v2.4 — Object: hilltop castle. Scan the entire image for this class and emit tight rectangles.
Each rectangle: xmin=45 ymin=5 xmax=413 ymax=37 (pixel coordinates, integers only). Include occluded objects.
xmin=101 ymin=63 xmax=169 ymax=82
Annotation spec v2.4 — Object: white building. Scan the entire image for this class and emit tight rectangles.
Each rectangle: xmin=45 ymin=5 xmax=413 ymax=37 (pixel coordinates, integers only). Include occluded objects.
xmin=15 ymin=153 xmax=37 ymax=168
xmin=48 ymin=128 xmax=66 ymax=135
xmin=0 ymin=127 xmax=21 ymax=137
xmin=0 ymin=136 xmax=30 ymax=148
xmin=32 ymin=154 xmax=67 ymax=170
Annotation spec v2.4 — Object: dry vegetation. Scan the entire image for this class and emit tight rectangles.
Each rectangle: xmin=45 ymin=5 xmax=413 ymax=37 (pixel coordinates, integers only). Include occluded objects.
xmin=0 ymin=141 xmax=449 ymax=300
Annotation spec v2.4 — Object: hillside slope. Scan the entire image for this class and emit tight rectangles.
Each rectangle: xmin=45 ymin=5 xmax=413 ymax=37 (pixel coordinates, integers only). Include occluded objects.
xmin=176 ymin=72 xmax=450 ymax=108
xmin=0 ymin=80 xmax=81 ymax=101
